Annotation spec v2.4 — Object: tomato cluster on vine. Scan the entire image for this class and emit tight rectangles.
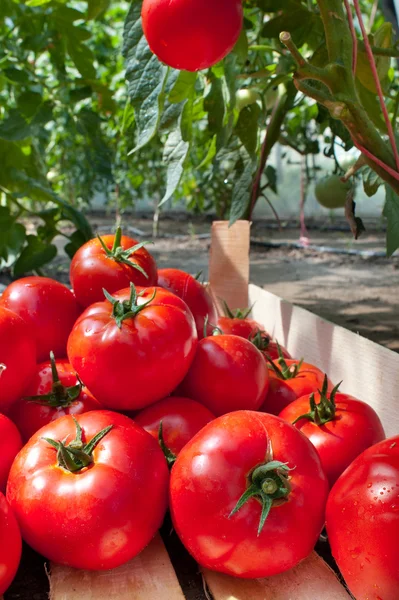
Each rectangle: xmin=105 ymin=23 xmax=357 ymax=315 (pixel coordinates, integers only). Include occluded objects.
xmin=0 ymin=227 xmax=397 ymax=600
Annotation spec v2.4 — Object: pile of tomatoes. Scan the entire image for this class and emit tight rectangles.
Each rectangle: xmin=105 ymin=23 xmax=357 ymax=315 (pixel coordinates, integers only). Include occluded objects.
xmin=0 ymin=228 xmax=398 ymax=600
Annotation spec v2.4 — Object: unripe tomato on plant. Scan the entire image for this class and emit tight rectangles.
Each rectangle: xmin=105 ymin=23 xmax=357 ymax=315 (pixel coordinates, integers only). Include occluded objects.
xmin=0 ymin=492 xmax=21 ymax=595
xmin=179 ymin=333 xmax=269 ymax=416
xmin=7 ymin=411 xmax=169 ymax=570
xmin=135 ymin=396 xmax=215 ymax=466
xmin=170 ymin=411 xmax=329 ymax=578
xmin=9 ymin=353 xmax=101 ymax=443
xmin=68 ymin=285 xmax=197 ymax=411
xmin=279 ymin=377 xmax=385 ymax=487
xmin=261 ymin=356 xmax=333 ymax=415
xmin=70 ymin=227 xmax=157 ymax=309
xmin=314 ymin=175 xmax=352 ymax=210
xmin=157 ymin=268 xmax=217 ymax=340
xmin=235 ymin=89 xmax=261 ymax=112
xmin=0 ymin=306 xmax=36 ymax=413
xmin=0 ymin=415 xmax=22 ymax=492
xmin=0 ymin=276 xmax=80 ymax=363
xmin=141 ymin=0 xmax=243 ymax=72
xmin=326 ymin=436 xmax=399 ymax=600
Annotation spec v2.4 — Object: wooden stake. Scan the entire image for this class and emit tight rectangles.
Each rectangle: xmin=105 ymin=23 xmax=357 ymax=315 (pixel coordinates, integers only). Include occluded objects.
xmin=209 ymin=220 xmax=251 ymax=314
xmin=49 ymin=535 xmax=185 ymax=600
xmin=203 ymin=552 xmax=351 ymax=599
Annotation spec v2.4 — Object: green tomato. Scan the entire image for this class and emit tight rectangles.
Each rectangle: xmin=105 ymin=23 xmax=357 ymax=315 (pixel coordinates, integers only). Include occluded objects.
xmin=264 ymin=87 xmax=278 ymax=110
xmin=315 ymin=175 xmax=352 ymax=209
xmin=235 ymin=89 xmax=261 ymax=112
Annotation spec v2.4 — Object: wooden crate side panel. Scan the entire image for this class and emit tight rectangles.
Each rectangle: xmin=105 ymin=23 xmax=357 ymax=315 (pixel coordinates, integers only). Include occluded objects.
xmin=49 ymin=535 xmax=185 ymax=600
xmin=249 ymin=284 xmax=399 ymax=438
xmin=209 ymin=221 xmax=251 ymax=312
xmin=203 ymin=552 xmax=351 ymax=600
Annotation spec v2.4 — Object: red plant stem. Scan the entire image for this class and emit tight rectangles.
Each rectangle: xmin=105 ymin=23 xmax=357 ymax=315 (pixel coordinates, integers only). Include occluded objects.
xmin=354 ymin=141 xmax=399 ymax=182
xmin=343 ymin=0 xmax=358 ymax=76
xmin=352 ymin=0 xmax=399 ymax=172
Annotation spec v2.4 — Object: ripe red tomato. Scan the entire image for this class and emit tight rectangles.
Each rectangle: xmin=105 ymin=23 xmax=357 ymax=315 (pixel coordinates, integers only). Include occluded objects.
xmin=0 ymin=276 xmax=80 ymax=362
xmin=180 ymin=334 xmax=269 ymax=416
xmin=157 ymin=268 xmax=217 ymax=340
xmin=141 ymin=0 xmax=243 ymax=72
xmin=6 ymin=411 xmax=169 ymax=570
xmin=279 ymin=379 xmax=385 ymax=486
xmin=0 ymin=306 xmax=36 ymax=413
xmin=70 ymin=227 xmax=158 ymax=309
xmin=67 ymin=285 xmax=197 ymax=411
xmin=326 ymin=436 xmax=399 ymax=600
xmin=0 ymin=492 xmax=21 ymax=595
xmin=9 ymin=353 xmax=101 ymax=443
xmin=260 ymin=357 xmax=333 ymax=415
xmin=0 ymin=415 xmax=22 ymax=492
xmin=170 ymin=411 xmax=329 ymax=578
xmin=135 ymin=396 xmax=215 ymax=465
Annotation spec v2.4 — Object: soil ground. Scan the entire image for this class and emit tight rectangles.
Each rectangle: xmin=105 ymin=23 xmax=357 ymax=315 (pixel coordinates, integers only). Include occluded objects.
xmin=3 ymin=213 xmax=396 ymax=600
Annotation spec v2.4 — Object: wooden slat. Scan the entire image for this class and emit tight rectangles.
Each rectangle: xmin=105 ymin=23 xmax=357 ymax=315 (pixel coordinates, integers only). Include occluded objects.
xmin=49 ymin=535 xmax=184 ymax=600
xmin=203 ymin=551 xmax=350 ymax=600
xmin=249 ymin=284 xmax=399 ymax=438
xmin=209 ymin=221 xmax=250 ymax=313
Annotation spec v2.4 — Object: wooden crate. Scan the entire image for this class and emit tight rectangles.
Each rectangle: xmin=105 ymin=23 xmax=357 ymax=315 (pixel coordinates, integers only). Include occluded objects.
xmin=4 ymin=221 xmax=398 ymax=599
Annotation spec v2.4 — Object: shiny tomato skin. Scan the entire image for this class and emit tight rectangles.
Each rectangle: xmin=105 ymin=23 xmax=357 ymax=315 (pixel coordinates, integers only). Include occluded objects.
xmin=326 ymin=436 xmax=399 ymax=600
xmin=180 ymin=335 xmax=269 ymax=416
xmin=262 ymin=340 xmax=291 ymax=361
xmin=261 ymin=360 xmax=333 ymax=415
xmin=70 ymin=233 xmax=158 ymax=309
xmin=135 ymin=396 xmax=215 ymax=456
xmin=0 ymin=277 xmax=80 ymax=362
xmin=67 ymin=287 xmax=197 ymax=411
xmin=0 ymin=415 xmax=22 ymax=492
xmin=6 ymin=411 xmax=169 ymax=570
xmin=0 ymin=306 xmax=36 ymax=413
xmin=280 ymin=393 xmax=385 ymax=487
xmin=157 ymin=268 xmax=217 ymax=339
xmin=216 ymin=316 xmax=269 ymax=339
xmin=0 ymin=492 xmax=22 ymax=595
xmin=141 ymin=0 xmax=243 ymax=72
xmin=170 ymin=411 xmax=329 ymax=578
xmin=9 ymin=359 xmax=101 ymax=443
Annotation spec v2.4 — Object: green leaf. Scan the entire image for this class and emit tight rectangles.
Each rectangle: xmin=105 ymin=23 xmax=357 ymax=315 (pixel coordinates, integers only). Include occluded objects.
xmin=3 ymin=68 xmax=29 ymax=84
xmin=0 ymin=222 xmax=27 ymax=269
xmin=204 ymin=78 xmax=225 ymax=136
xmin=363 ymin=166 xmax=383 ymax=197
xmin=198 ymin=135 xmax=217 ymax=169
xmin=67 ymin=39 xmax=97 ymax=80
xmin=26 ymin=0 xmax=52 ymax=6
xmin=160 ymin=111 xmax=190 ymax=206
xmin=229 ymin=153 xmax=257 ymax=225
xmin=265 ymin=165 xmax=277 ymax=193
xmin=356 ymin=80 xmax=387 ymax=133
xmin=17 ymin=91 xmax=43 ymax=119
xmin=13 ymin=235 xmax=57 ymax=277
xmin=235 ymin=104 xmax=261 ymax=156
xmin=383 ymin=185 xmax=399 ymax=257
xmin=168 ymin=71 xmax=197 ymax=104
xmin=232 ymin=29 xmax=248 ymax=64
xmin=123 ymin=1 xmax=169 ymax=152
xmin=0 ymin=110 xmax=32 ymax=142
xmin=261 ymin=9 xmax=310 ymax=38
xmin=87 ymin=0 xmax=110 ymax=20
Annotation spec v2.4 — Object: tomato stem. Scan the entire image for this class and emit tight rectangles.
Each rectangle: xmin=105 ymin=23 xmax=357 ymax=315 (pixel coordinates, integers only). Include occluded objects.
xmin=292 ymin=376 xmax=342 ymax=426
xmin=229 ymin=456 xmax=293 ymax=536
xmin=42 ymin=418 xmax=113 ymax=473
xmin=158 ymin=421 xmax=177 ymax=468
xmin=222 ymin=300 xmax=253 ymax=320
xmin=97 ymin=226 xmax=151 ymax=278
xmin=24 ymin=352 xmax=83 ymax=408
xmin=104 ymin=283 xmax=157 ymax=329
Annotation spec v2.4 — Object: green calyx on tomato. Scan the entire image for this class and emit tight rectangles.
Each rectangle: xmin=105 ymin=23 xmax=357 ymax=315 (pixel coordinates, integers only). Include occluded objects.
xmin=158 ymin=421 xmax=177 ymax=468
xmin=222 ymin=300 xmax=253 ymax=320
xmin=97 ymin=226 xmax=150 ymax=278
xmin=103 ymin=283 xmax=157 ymax=329
xmin=292 ymin=376 xmax=342 ymax=426
xmin=25 ymin=352 xmax=83 ymax=408
xmin=229 ymin=449 xmax=293 ymax=535
xmin=249 ymin=329 xmax=272 ymax=352
xmin=42 ymin=417 xmax=112 ymax=473
xmin=267 ymin=344 xmax=303 ymax=380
